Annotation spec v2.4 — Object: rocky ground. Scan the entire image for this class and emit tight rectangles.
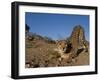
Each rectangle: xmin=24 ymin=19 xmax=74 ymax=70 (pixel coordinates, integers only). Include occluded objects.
xmin=25 ymin=25 xmax=89 ymax=68
xmin=25 ymin=39 xmax=89 ymax=68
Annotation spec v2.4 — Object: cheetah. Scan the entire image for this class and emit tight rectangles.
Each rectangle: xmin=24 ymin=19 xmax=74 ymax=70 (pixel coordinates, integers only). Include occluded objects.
xmin=55 ymin=25 xmax=89 ymax=63
xmin=55 ymin=40 xmax=72 ymax=62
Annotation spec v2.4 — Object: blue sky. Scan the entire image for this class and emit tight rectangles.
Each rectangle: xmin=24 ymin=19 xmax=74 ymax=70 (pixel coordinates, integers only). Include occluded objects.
xmin=25 ymin=12 xmax=89 ymax=41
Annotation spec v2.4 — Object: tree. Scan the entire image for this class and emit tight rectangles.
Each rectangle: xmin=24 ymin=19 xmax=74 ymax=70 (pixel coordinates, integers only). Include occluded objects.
xmin=25 ymin=24 xmax=30 ymax=33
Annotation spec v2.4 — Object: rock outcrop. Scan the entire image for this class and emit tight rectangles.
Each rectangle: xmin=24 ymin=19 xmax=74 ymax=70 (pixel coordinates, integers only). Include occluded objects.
xmin=25 ymin=25 xmax=89 ymax=68
xmin=56 ymin=25 xmax=89 ymax=63
xmin=69 ymin=25 xmax=87 ymax=57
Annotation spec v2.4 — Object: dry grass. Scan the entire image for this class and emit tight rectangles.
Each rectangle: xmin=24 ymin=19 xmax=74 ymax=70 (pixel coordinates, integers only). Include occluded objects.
xmin=25 ymin=39 xmax=89 ymax=68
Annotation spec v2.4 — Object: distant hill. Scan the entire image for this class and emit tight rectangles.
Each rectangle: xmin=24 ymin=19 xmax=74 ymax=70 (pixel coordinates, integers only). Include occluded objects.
xmin=25 ymin=24 xmax=56 ymax=44
xmin=26 ymin=32 xmax=56 ymax=44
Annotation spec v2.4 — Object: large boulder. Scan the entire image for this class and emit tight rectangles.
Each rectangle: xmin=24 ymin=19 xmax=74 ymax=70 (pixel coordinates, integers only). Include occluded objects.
xmin=56 ymin=25 xmax=89 ymax=63
xmin=67 ymin=25 xmax=89 ymax=58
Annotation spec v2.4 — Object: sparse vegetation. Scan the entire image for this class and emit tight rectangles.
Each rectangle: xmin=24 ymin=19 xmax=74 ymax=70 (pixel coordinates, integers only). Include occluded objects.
xmin=25 ymin=25 xmax=89 ymax=68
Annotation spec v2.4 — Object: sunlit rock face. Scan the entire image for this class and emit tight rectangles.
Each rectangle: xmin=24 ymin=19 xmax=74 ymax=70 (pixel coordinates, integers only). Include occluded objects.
xmin=55 ymin=25 xmax=89 ymax=63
